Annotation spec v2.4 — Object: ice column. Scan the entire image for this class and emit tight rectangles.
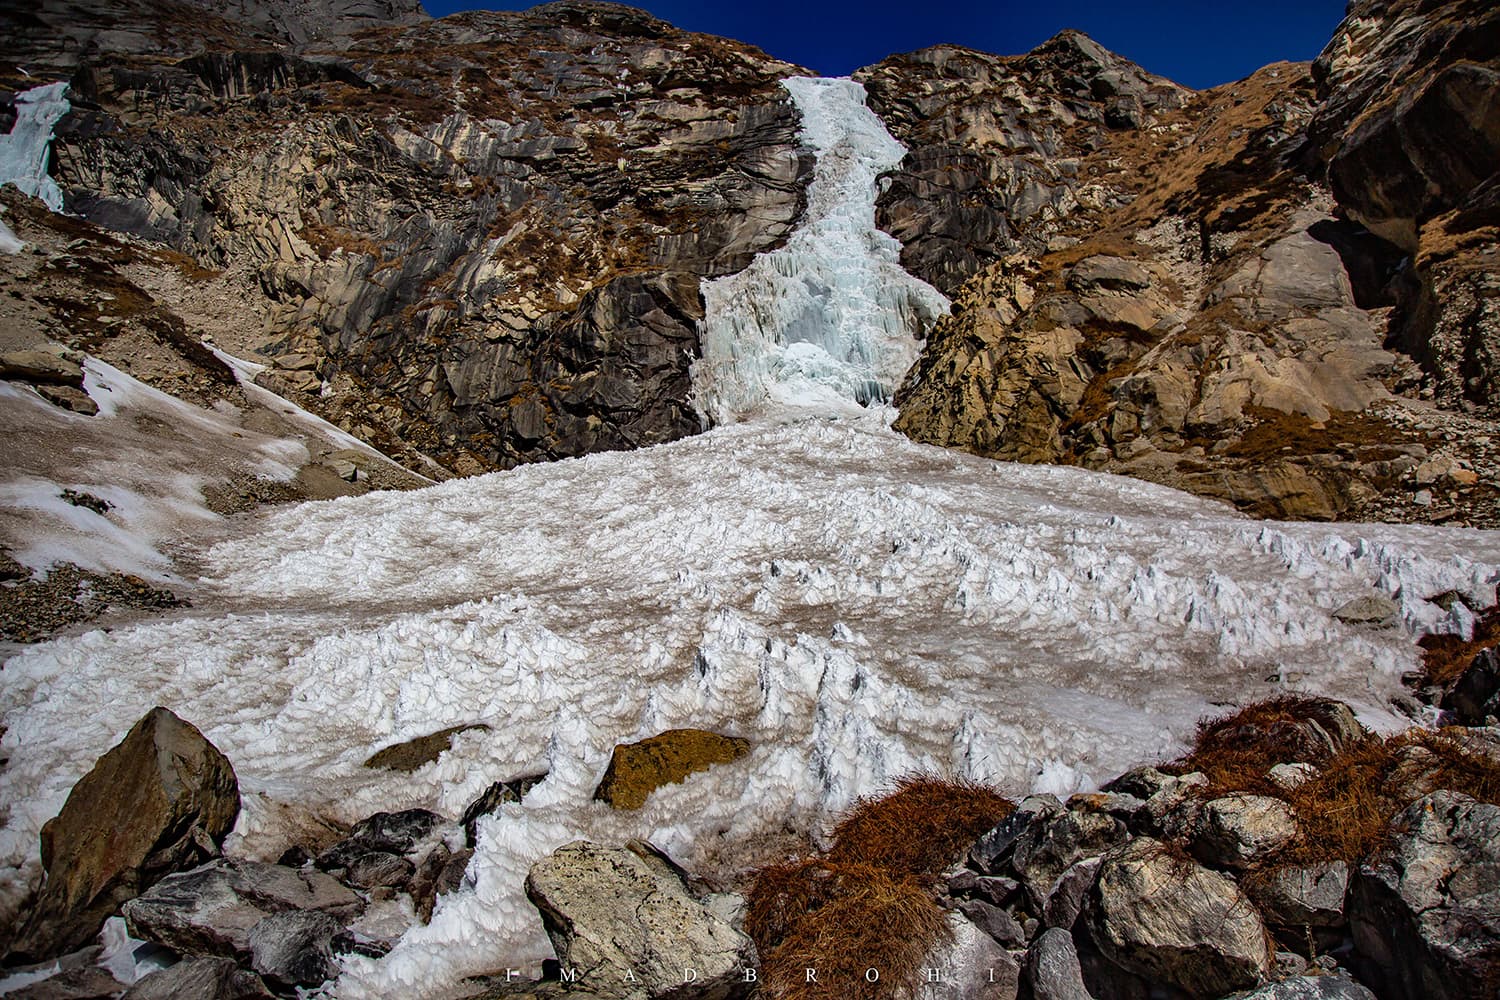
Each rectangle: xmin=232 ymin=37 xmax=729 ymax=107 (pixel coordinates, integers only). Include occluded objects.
xmin=0 ymin=82 xmax=71 ymax=213
xmin=690 ymin=77 xmax=950 ymax=424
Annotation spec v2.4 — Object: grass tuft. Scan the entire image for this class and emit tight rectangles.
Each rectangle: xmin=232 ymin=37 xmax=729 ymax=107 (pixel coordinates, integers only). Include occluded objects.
xmin=827 ymin=775 xmax=1015 ymax=880
xmin=1171 ymin=694 xmax=1362 ymax=795
xmin=745 ymin=775 xmax=1013 ymax=1000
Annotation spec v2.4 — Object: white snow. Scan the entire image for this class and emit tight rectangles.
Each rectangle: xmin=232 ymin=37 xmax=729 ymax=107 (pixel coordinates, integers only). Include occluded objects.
xmin=690 ymin=78 xmax=949 ymax=425
xmin=0 ymin=74 xmax=1497 ymax=1000
xmin=0 ymin=215 xmax=23 ymax=254
xmin=0 ymin=82 xmax=71 ymax=213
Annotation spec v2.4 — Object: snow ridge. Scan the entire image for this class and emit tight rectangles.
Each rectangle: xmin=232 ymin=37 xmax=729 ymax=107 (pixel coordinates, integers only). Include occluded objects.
xmin=690 ymin=77 xmax=950 ymax=425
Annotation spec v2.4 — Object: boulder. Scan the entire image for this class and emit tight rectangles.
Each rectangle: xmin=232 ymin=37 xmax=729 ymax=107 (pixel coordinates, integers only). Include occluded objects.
xmin=524 ymin=840 xmax=754 ymax=999
xmin=1013 ymin=808 xmax=1128 ymax=909
xmin=315 ymin=808 xmax=445 ymax=879
xmin=1332 ymin=596 xmax=1400 ymax=627
xmin=0 ymin=349 xmax=85 ymax=387
xmin=1244 ymin=862 xmax=1349 ymax=930
xmin=247 ymin=909 xmax=343 ymax=989
xmin=969 ymin=796 xmax=1062 ymax=875
xmin=1191 ymin=795 xmax=1298 ymax=869
xmin=1348 ymin=790 xmax=1500 ymax=1000
xmin=6 ymin=708 xmax=240 ymax=963
xmin=121 ymin=859 xmax=361 ymax=962
xmin=958 ymin=899 xmax=1025 ymax=949
xmin=120 ymin=958 xmax=272 ymax=1000
xmin=921 ymin=908 xmax=1020 ymax=1000
xmin=362 ymin=724 xmax=490 ymax=772
xmin=1443 ymin=648 xmax=1500 ymax=725
xmin=593 ymin=730 xmax=750 ymax=810
xmin=1027 ymin=927 xmax=1094 ymax=1000
xmin=462 ymin=773 xmax=548 ymax=846
xmin=1042 ymin=858 xmax=1100 ymax=930
xmin=0 ymin=964 xmax=124 ymax=999
xmin=1084 ymin=838 xmax=1272 ymax=997
xmin=1230 ymin=975 xmax=1376 ymax=999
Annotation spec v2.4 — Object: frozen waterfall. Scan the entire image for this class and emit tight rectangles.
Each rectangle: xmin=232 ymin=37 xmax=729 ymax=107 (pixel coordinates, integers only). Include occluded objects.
xmin=689 ymin=77 xmax=950 ymax=424
xmin=0 ymin=82 xmax=71 ymax=214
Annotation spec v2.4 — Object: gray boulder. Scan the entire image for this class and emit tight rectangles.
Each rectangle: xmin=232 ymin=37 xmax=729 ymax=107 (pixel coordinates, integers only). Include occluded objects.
xmin=1227 ymin=975 xmax=1376 ymax=999
xmin=1027 ymin=927 xmax=1094 ymax=1000
xmin=524 ymin=840 xmax=754 ymax=999
xmin=1042 ymin=858 xmax=1101 ymax=930
xmin=120 ymin=958 xmax=272 ymax=1000
xmin=6 ymin=708 xmax=240 ymax=963
xmin=1191 ymin=795 xmax=1298 ymax=870
xmin=958 ymin=899 xmax=1025 ymax=948
xmin=1332 ymin=595 xmax=1400 ymax=627
xmin=1013 ymin=808 xmax=1127 ymax=910
xmin=122 ymin=859 xmax=361 ymax=962
xmin=920 ymin=909 xmax=1020 ymax=999
xmin=1244 ymin=862 xmax=1349 ymax=929
xmin=1348 ymin=790 xmax=1500 ymax=1000
xmin=1084 ymin=838 xmax=1272 ymax=997
xmin=969 ymin=796 xmax=1062 ymax=875
xmin=247 ymin=909 xmax=344 ymax=989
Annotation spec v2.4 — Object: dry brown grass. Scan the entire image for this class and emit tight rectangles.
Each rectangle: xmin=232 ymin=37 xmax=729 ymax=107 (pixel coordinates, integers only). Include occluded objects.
xmin=1420 ymin=605 xmax=1500 ymax=686
xmin=1171 ymin=694 xmax=1359 ymax=795
xmin=826 ymin=776 xmax=1015 ymax=880
xmin=745 ymin=776 xmax=1013 ymax=1000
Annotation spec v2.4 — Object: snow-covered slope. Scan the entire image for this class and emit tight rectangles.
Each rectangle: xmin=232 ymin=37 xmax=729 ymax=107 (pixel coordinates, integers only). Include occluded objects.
xmin=2 ymin=417 xmax=1497 ymax=992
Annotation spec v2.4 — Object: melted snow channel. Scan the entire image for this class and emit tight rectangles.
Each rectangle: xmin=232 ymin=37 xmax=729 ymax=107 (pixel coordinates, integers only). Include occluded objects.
xmin=690 ymin=77 xmax=949 ymax=424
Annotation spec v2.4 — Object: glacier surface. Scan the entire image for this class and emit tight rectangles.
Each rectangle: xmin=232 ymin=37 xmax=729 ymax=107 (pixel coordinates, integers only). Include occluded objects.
xmin=0 ymin=82 xmax=70 ymax=214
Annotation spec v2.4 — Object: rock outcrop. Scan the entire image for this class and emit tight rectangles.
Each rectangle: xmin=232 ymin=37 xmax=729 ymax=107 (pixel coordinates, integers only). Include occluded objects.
xmin=1348 ymin=790 xmax=1500 ymax=1000
xmin=868 ymin=5 xmax=1499 ymax=525
xmin=9 ymin=0 xmax=813 ymax=477
xmin=5 ymin=708 xmax=239 ymax=963
xmin=593 ymin=729 xmax=750 ymax=810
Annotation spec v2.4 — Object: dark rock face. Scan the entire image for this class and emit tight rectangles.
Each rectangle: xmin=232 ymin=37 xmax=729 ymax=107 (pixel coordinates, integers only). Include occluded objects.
xmin=1348 ymin=790 xmax=1500 ymax=1000
xmin=858 ymin=34 xmax=1189 ymax=297
xmin=5 ymin=708 xmax=239 ymax=964
xmin=10 ymin=0 xmax=812 ymax=477
xmin=1443 ymin=647 xmax=1500 ymax=724
xmin=1305 ymin=0 xmax=1500 ymax=418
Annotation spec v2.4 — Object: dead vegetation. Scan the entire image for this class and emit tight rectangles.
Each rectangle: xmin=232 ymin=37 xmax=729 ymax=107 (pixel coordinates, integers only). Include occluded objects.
xmin=1172 ymin=695 xmax=1500 ymax=867
xmin=745 ymin=776 xmax=1012 ymax=1000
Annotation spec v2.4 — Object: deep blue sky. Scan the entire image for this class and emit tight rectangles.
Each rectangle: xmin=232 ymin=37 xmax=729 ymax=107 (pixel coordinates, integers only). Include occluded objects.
xmin=421 ymin=0 xmax=1350 ymax=90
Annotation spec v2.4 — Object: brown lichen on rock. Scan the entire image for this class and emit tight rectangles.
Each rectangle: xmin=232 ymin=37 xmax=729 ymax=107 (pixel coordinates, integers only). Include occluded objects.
xmin=593 ymin=728 xmax=750 ymax=810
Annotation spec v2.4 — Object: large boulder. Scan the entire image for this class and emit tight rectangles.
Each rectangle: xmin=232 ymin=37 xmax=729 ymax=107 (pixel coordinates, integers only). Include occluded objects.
xmin=1230 ymin=976 xmax=1376 ymax=1000
xmin=1443 ymin=648 xmax=1500 ymax=725
xmin=1348 ymin=790 xmax=1500 ymax=1000
xmin=593 ymin=730 xmax=750 ymax=810
xmin=921 ymin=908 xmax=1021 ymax=999
xmin=1244 ymin=861 xmax=1349 ymax=930
xmin=1190 ymin=794 xmax=1298 ymax=870
xmin=1027 ymin=927 xmax=1094 ymax=1000
xmin=524 ymin=840 xmax=754 ymax=1000
xmin=1084 ymin=838 xmax=1272 ymax=997
xmin=6 ymin=708 xmax=240 ymax=963
xmin=120 ymin=957 xmax=272 ymax=1000
xmin=121 ymin=859 xmax=361 ymax=964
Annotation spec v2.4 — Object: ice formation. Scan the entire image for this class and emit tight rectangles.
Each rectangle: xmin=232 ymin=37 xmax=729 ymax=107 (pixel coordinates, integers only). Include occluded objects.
xmin=690 ymin=77 xmax=950 ymax=424
xmin=0 ymin=82 xmax=71 ymax=213
xmin=0 ymin=75 xmax=1497 ymax=999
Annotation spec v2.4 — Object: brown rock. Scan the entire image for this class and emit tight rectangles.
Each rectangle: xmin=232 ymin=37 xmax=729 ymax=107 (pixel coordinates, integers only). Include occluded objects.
xmin=593 ymin=729 xmax=750 ymax=810
xmin=362 ymin=724 xmax=490 ymax=772
xmin=7 ymin=708 xmax=239 ymax=963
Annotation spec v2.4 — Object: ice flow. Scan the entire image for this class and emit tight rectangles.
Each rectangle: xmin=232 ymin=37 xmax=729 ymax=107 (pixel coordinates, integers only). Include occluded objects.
xmin=690 ymin=77 xmax=950 ymax=424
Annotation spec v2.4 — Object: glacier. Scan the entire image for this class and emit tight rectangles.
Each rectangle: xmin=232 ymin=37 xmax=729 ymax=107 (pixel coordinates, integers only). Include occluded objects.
xmin=0 ymin=75 xmax=1497 ymax=998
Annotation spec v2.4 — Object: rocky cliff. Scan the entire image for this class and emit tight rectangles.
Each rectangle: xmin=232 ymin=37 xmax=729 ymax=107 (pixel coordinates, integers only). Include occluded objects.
xmin=876 ymin=3 xmax=1499 ymax=524
xmin=7 ymin=0 xmax=811 ymax=475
